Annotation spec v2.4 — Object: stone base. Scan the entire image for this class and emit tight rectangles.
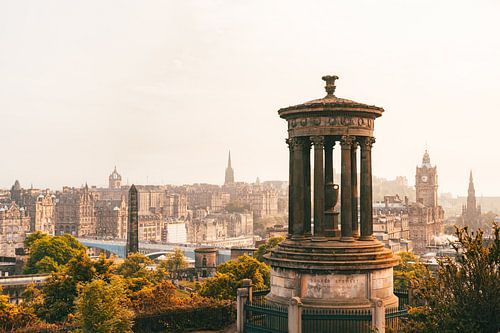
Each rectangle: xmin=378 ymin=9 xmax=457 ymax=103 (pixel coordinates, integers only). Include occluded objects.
xmin=264 ymin=238 xmax=399 ymax=309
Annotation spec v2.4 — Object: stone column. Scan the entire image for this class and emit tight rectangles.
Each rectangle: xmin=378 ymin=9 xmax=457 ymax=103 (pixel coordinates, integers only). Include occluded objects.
xmin=236 ymin=287 xmax=249 ymax=333
xmin=302 ymin=138 xmax=312 ymax=237
xmin=311 ymin=136 xmax=325 ymax=240
xmin=340 ymin=136 xmax=355 ymax=241
xmin=351 ymin=141 xmax=359 ymax=238
xmin=324 ymin=138 xmax=336 ymax=237
xmin=288 ymin=297 xmax=303 ymax=333
xmin=287 ymin=138 xmax=294 ymax=238
xmin=291 ymin=138 xmax=306 ymax=239
xmin=360 ymin=137 xmax=375 ymax=240
xmin=371 ymin=298 xmax=386 ymax=333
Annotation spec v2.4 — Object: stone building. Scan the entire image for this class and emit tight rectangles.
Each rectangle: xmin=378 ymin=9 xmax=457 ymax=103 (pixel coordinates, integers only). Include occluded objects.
xmin=458 ymin=171 xmax=481 ymax=230
xmin=162 ymin=218 xmax=187 ymax=243
xmin=187 ymin=211 xmax=253 ymax=245
xmin=54 ymin=185 xmax=96 ymax=237
xmin=373 ymin=195 xmax=412 ymax=253
xmin=194 ymin=248 xmax=217 ymax=278
xmin=34 ymin=191 xmax=55 ymax=235
xmin=162 ymin=193 xmax=188 ymax=218
xmin=409 ymin=151 xmax=444 ymax=254
xmin=0 ymin=203 xmax=30 ymax=257
xmin=94 ymin=196 xmax=128 ymax=239
xmin=187 ymin=189 xmax=230 ymax=213
xmin=138 ymin=213 xmax=162 ymax=242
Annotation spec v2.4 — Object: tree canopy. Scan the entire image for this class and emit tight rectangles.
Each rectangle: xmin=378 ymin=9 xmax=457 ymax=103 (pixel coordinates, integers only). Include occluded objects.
xmin=199 ymin=255 xmax=270 ymax=300
xmin=75 ymin=277 xmax=134 ymax=333
xmin=406 ymin=225 xmax=500 ymax=333
xmin=253 ymin=236 xmax=285 ymax=262
xmin=24 ymin=233 xmax=87 ymax=274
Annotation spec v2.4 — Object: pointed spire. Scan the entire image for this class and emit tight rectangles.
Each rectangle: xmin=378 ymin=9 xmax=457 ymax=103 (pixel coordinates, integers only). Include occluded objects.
xmin=227 ymin=150 xmax=232 ymax=168
xmin=468 ymin=170 xmax=475 ymax=192
xmin=422 ymin=149 xmax=431 ymax=167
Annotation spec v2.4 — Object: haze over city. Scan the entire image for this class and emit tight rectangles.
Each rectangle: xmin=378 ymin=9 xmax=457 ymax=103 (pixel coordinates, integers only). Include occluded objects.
xmin=1 ymin=0 xmax=499 ymax=195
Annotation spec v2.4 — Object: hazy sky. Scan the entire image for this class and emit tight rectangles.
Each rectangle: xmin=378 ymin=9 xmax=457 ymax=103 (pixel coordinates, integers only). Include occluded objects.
xmin=1 ymin=1 xmax=499 ymax=196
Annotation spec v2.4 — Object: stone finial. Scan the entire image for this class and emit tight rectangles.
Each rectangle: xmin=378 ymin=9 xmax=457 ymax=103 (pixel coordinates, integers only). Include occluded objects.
xmin=322 ymin=75 xmax=339 ymax=97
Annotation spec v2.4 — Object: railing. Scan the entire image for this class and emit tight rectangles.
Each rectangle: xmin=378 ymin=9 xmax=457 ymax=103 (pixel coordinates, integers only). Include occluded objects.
xmin=244 ymin=299 xmax=288 ymax=333
xmin=302 ymin=308 xmax=372 ymax=333
xmin=385 ymin=306 xmax=408 ymax=332
xmin=394 ymin=288 xmax=409 ymax=308
xmin=239 ymin=286 xmax=410 ymax=333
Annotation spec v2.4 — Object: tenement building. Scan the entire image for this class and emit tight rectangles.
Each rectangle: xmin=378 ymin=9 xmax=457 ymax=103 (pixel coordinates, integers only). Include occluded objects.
xmin=458 ymin=171 xmax=481 ymax=231
xmin=264 ymin=75 xmax=399 ymax=315
xmin=94 ymin=196 xmax=128 ymax=239
xmin=34 ymin=191 xmax=56 ymax=235
xmin=409 ymin=151 xmax=444 ymax=254
xmin=0 ymin=203 xmax=30 ymax=257
xmin=373 ymin=195 xmax=412 ymax=252
xmin=55 ymin=185 xmax=96 ymax=237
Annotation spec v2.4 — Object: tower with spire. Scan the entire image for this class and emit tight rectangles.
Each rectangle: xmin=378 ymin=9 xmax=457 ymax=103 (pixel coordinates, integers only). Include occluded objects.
xmin=410 ymin=150 xmax=445 ymax=254
xmin=109 ymin=166 xmax=122 ymax=189
xmin=460 ymin=171 xmax=481 ymax=230
xmin=415 ymin=150 xmax=438 ymax=207
xmin=224 ymin=151 xmax=235 ymax=185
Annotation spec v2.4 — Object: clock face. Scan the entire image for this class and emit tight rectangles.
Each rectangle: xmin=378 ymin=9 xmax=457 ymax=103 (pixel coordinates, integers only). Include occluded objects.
xmin=421 ymin=175 xmax=428 ymax=182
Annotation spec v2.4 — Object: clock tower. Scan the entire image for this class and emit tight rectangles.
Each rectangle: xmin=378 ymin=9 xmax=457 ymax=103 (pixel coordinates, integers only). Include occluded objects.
xmin=415 ymin=150 xmax=438 ymax=207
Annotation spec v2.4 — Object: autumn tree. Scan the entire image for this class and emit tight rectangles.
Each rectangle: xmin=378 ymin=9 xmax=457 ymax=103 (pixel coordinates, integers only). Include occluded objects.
xmin=159 ymin=248 xmax=188 ymax=279
xmin=199 ymin=255 xmax=270 ymax=300
xmin=24 ymin=234 xmax=87 ymax=274
xmin=405 ymin=225 xmax=500 ymax=333
xmin=75 ymin=277 xmax=134 ymax=333
xmin=36 ymin=252 xmax=112 ymax=323
xmin=0 ymin=286 xmax=37 ymax=331
xmin=253 ymin=236 xmax=285 ymax=262
xmin=393 ymin=251 xmax=429 ymax=290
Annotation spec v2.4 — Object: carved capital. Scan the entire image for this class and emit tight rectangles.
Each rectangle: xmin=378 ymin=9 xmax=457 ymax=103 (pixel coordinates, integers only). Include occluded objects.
xmin=309 ymin=135 xmax=325 ymax=149
xmin=340 ymin=135 xmax=355 ymax=149
xmin=360 ymin=137 xmax=376 ymax=150
xmin=287 ymin=137 xmax=310 ymax=151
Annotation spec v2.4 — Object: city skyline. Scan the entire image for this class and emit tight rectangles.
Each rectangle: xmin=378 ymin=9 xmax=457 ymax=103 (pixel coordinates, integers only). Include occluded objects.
xmin=1 ymin=1 xmax=499 ymax=195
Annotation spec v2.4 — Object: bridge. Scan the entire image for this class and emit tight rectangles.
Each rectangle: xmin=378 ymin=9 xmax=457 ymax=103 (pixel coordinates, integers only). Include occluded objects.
xmin=77 ymin=238 xmax=231 ymax=264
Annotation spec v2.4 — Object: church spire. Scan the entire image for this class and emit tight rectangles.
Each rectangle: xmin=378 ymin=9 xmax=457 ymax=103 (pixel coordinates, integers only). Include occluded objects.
xmin=224 ymin=150 xmax=235 ymax=185
xmin=468 ymin=170 xmax=476 ymax=196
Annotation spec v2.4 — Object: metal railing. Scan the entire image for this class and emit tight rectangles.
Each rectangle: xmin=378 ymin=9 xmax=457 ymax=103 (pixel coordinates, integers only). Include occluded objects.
xmin=302 ymin=308 xmax=372 ymax=333
xmin=241 ymin=288 xmax=410 ymax=333
xmin=244 ymin=298 xmax=288 ymax=333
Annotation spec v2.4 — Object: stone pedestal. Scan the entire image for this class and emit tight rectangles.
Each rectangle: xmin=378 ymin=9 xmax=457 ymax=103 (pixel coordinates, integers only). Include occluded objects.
xmin=265 ymin=239 xmax=399 ymax=310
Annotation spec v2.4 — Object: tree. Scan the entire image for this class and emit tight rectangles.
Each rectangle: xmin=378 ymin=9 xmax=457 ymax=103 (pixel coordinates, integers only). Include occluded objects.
xmin=36 ymin=252 xmax=109 ymax=323
xmin=159 ymin=248 xmax=188 ymax=279
xmin=254 ymin=236 xmax=285 ymax=262
xmin=393 ymin=251 xmax=429 ymax=290
xmin=24 ymin=234 xmax=86 ymax=274
xmin=75 ymin=277 xmax=134 ymax=333
xmin=199 ymin=255 xmax=270 ymax=300
xmin=0 ymin=286 xmax=38 ymax=331
xmin=131 ymin=280 xmax=178 ymax=314
xmin=24 ymin=231 xmax=49 ymax=251
xmin=115 ymin=253 xmax=154 ymax=280
xmin=405 ymin=225 xmax=500 ymax=333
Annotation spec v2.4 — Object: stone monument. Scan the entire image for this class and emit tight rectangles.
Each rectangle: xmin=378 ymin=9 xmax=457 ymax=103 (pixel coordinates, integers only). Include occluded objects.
xmin=265 ymin=75 xmax=399 ymax=310
xmin=126 ymin=184 xmax=139 ymax=256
